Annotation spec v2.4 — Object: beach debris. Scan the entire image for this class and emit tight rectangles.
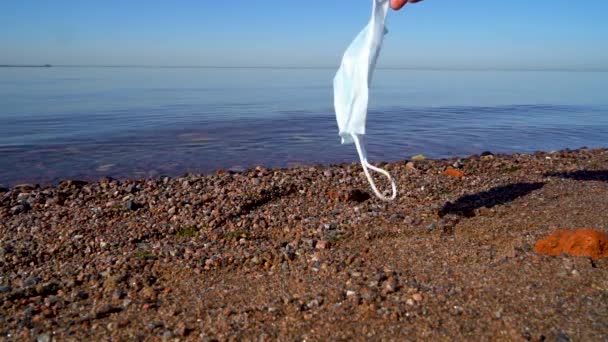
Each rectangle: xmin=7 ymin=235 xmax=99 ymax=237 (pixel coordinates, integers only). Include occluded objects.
xmin=333 ymin=0 xmax=396 ymax=201
xmin=534 ymin=229 xmax=608 ymax=260
xmin=443 ymin=168 xmax=464 ymax=178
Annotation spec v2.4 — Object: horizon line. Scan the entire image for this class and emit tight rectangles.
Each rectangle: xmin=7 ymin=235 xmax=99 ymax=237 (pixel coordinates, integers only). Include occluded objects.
xmin=1 ymin=64 xmax=607 ymax=72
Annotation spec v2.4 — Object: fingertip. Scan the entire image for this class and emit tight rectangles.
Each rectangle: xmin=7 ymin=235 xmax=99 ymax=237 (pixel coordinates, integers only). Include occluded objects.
xmin=390 ymin=0 xmax=408 ymax=11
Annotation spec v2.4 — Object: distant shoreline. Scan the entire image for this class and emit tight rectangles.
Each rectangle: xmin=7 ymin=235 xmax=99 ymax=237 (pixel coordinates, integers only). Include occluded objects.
xmin=0 ymin=64 xmax=52 ymax=68
xmin=1 ymin=64 xmax=607 ymax=72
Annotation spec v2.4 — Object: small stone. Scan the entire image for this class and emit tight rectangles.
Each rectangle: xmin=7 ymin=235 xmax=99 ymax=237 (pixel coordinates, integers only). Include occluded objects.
xmin=14 ymin=183 xmax=36 ymax=192
xmin=125 ymin=184 xmax=137 ymax=194
xmin=316 ymin=240 xmax=330 ymax=250
xmin=346 ymin=290 xmax=356 ymax=297
xmin=494 ymin=310 xmax=502 ymax=319
xmin=323 ymin=170 xmax=333 ymax=177
xmin=125 ymin=200 xmax=140 ymax=211
xmin=167 ymin=207 xmax=177 ymax=215
xmin=426 ymin=223 xmax=437 ymax=231
xmin=451 ymin=305 xmax=464 ymax=315
xmin=303 ymin=239 xmax=315 ymax=249
xmin=36 ymin=333 xmax=51 ymax=342
xmin=147 ymin=321 xmax=164 ymax=329
xmin=555 ymin=331 xmax=571 ymax=342
xmin=10 ymin=204 xmax=30 ymax=215
xmin=406 ymin=299 xmax=414 ymax=306
xmin=17 ymin=192 xmax=30 ymax=201
xmin=384 ymin=277 xmax=398 ymax=294
xmin=406 ymin=162 xmax=416 ymax=171
xmin=0 ymin=285 xmax=12 ymax=293
xmin=175 ymin=322 xmax=189 ymax=337
xmin=112 ymin=290 xmax=126 ymax=301
xmin=75 ymin=291 xmax=89 ymax=300
xmin=443 ymin=168 xmax=464 ymax=178
xmin=411 ymin=154 xmax=426 ymax=161
xmin=24 ymin=276 xmax=40 ymax=287
xmin=412 ymin=293 xmax=423 ymax=302
xmin=162 ymin=330 xmax=175 ymax=340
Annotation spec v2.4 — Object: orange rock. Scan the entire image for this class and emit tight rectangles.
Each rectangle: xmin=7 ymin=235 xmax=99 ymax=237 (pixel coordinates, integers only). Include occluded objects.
xmin=534 ymin=229 xmax=608 ymax=260
xmin=216 ymin=169 xmax=227 ymax=175
xmin=443 ymin=168 xmax=464 ymax=178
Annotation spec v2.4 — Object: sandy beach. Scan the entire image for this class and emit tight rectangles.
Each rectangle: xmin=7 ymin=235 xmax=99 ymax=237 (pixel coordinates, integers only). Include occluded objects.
xmin=1 ymin=147 xmax=607 ymax=340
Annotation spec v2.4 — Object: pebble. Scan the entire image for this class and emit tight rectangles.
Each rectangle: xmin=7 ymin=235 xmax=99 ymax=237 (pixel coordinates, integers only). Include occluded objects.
xmin=315 ymin=240 xmax=330 ymax=250
xmin=162 ymin=330 xmax=175 ymax=340
xmin=323 ymin=170 xmax=333 ymax=177
xmin=443 ymin=168 xmax=464 ymax=178
xmin=383 ymin=277 xmax=398 ymax=294
xmin=24 ymin=276 xmax=40 ymax=287
xmin=36 ymin=333 xmax=51 ymax=342
xmin=14 ymin=183 xmax=36 ymax=192
xmin=125 ymin=200 xmax=140 ymax=211
xmin=175 ymin=322 xmax=189 ymax=337
xmin=17 ymin=192 xmax=30 ymax=201
xmin=112 ymin=290 xmax=126 ymax=301
xmin=555 ymin=331 xmax=571 ymax=342
xmin=0 ymin=285 xmax=11 ymax=293
xmin=452 ymin=159 xmax=464 ymax=168
xmin=411 ymin=154 xmax=426 ymax=161
xmin=412 ymin=293 xmax=423 ymax=302
xmin=10 ymin=204 xmax=30 ymax=215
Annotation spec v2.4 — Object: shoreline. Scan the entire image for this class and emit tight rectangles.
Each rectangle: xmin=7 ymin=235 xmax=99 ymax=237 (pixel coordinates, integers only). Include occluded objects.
xmin=1 ymin=147 xmax=607 ymax=339
xmin=0 ymin=146 xmax=602 ymax=190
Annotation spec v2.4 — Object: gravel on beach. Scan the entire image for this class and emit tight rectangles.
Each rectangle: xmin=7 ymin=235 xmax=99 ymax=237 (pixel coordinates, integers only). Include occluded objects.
xmin=1 ymin=148 xmax=608 ymax=340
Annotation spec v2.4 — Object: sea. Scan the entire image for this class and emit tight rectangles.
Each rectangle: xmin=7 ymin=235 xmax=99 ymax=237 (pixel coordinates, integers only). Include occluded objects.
xmin=1 ymin=66 xmax=607 ymax=186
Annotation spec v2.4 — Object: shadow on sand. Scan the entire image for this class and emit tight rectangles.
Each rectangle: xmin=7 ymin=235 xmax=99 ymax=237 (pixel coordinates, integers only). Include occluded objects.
xmin=439 ymin=182 xmax=545 ymax=217
xmin=545 ymin=170 xmax=608 ymax=182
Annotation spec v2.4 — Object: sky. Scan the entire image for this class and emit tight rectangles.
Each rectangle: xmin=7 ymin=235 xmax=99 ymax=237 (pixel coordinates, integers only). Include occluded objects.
xmin=1 ymin=0 xmax=608 ymax=70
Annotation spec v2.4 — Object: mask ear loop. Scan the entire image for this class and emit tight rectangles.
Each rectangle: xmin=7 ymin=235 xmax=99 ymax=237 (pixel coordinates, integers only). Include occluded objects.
xmin=352 ymin=133 xmax=397 ymax=201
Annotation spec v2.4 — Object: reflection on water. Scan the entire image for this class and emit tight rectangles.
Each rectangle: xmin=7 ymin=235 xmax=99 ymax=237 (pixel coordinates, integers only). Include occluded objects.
xmin=1 ymin=67 xmax=607 ymax=185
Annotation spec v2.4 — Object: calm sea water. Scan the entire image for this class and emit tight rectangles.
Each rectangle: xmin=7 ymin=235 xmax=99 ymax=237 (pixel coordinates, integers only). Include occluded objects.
xmin=1 ymin=67 xmax=607 ymax=186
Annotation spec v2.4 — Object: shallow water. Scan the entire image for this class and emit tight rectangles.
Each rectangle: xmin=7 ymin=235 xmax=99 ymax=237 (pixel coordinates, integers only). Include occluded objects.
xmin=1 ymin=67 xmax=607 ymax=185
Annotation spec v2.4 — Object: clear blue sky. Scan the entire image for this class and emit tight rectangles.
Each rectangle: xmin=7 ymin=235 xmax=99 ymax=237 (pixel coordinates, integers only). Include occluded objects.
xmin=2 ymin=0 xmax=607 ymax=70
